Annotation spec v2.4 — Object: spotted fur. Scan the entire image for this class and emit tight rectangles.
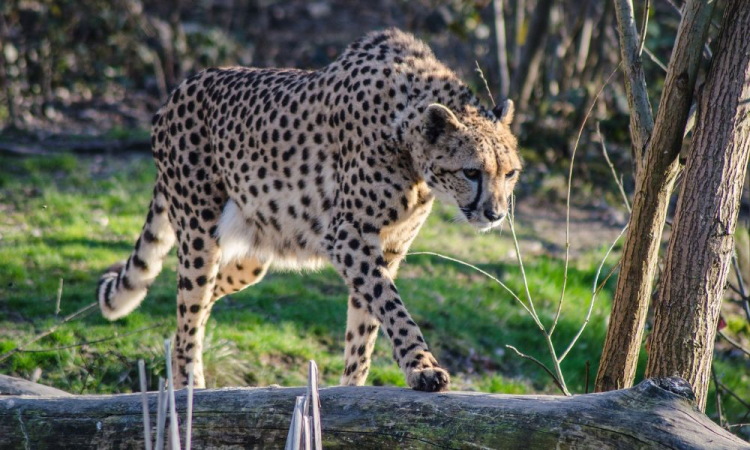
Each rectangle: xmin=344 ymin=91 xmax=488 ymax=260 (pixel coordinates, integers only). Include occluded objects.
xmin=97 ymin=28 xmax=521 ymax=391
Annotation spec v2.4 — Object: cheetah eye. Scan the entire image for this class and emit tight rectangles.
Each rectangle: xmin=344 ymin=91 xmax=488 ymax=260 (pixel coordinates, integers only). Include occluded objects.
xmin=506 ymin=169 xmax=518 ymax=179
xmin=462 ymin=169 xmax=481 ymax=181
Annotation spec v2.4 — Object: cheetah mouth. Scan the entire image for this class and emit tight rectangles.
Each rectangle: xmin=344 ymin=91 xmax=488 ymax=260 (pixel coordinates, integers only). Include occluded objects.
xmin=475 ymin=219 xmax=505 ymax=232
xmin=460 ymin=208 xmax=505 ymax=231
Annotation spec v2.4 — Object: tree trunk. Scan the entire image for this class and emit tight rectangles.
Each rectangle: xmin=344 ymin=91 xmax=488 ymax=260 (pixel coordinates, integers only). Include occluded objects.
xmin=493 ymin=0 xmax=511 ymax=99
xmin=645 ymin=0 xmax=750 ymax=411
xmin=595 ymin=0 xmax=715 ymax=393
xmin=1 ymin=378 xmax=746 ymax=449
xmin=0 ymin=13 xmax=17 ymax=129
xmin=511 ymin=0 xmax=553 ymax=113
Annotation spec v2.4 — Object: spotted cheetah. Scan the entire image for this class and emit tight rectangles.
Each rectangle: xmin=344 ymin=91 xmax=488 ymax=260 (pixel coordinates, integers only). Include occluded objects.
xmin=96 ymin=28 xmax=520 ymax=392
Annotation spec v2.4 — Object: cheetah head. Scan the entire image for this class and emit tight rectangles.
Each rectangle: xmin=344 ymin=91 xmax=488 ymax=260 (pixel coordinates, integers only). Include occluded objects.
xmin=420 ymin=100 xmax=521 ymax=232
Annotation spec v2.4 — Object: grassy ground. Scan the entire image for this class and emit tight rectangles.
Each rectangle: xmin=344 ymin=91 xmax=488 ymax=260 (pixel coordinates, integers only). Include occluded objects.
xmin=0 ymin=151 xmax=747 ymax=437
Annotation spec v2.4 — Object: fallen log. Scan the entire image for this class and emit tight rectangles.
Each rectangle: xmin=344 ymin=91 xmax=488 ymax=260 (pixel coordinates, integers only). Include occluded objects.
xmin=0 ymin=377 xmax=746 ymax=449
xmin=0 ymin=374 xmax=71 ymax=397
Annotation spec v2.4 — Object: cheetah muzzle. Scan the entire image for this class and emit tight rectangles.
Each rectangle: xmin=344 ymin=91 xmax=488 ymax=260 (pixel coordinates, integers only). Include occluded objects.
xmin=96 ymin=28 xmax=521 ymax=392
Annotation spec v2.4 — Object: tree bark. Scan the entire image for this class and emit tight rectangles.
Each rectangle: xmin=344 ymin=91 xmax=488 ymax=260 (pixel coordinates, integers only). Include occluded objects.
xmin=611 ymin=0 xmax=654 ymax=167
xmin=596 ymin=0 xmax=715 ymax=393
xmin=645 ymin=0 xmax=750 ymax=411
xmin=0 ymin=378 xmax=746 ymax=449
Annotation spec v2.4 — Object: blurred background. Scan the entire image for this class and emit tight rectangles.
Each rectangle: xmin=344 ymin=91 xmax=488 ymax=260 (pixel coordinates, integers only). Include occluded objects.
xmin=0 ymin=0 xmax=748 ymax=439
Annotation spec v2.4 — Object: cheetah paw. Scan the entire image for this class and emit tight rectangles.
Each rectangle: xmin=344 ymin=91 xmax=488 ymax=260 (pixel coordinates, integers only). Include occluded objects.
xmin=407 ymin=366 xmax=450 ymax=392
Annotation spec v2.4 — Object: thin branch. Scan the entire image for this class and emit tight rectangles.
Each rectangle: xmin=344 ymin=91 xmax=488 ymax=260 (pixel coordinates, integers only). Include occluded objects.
xmin=506 ymin=345 xmax=566 ymax=395
xmin=717 ymin=330 xmax=750 ymax=358
xmin=716 ymin=380 xmax=750 ymax=414
xmin=559 ymin=224 xmax=629 ymax=362
xmin=0 ymin=302 xmax=97 ymax=363
xmin=711 ymin=365 xmax=725 ymax=428
xmin=475 ymin=62 xmax=496 ymax=106
xmin=643 ymin=46 xmax=668 ymax=72
xmin=731 ymin=252 xmax=750 ymax=322
xmin=596 ymin=122 xmax=631 ymax=212
xmin=507 ymin=208 xmax=543 ymax=331
xmin=507 ymin=211 xmax=570 ymax=396
xmin=585 ymin=361 xmax=591 ymax=394
xmin=594 ymin=261 xmax=621 ymax=298
xmin=406 ymin=252 xmax=533 ymax=317
xmin=638 ymin=0 xmax=651 ymax=55
xmin=12 ymin=323 xmax=167 ymax=353
xmin=55 ymin=278 xmax=63 ymax=319
xmin=550 ymin=63 xmax=621 ymax=337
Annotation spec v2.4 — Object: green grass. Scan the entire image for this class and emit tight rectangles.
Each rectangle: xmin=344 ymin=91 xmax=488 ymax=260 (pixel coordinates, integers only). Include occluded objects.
xmin=0 ymin=152 xmax=747 ymax=438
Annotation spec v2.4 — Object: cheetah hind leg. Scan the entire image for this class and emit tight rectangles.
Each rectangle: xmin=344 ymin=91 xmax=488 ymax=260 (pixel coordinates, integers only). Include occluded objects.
xmin=340 ymin=296 xmax=380 ymax=385
xmin=211 ymin=257 xmax=270 ymax=302
xmin=173 ymin=256 xmax=270 ymax=388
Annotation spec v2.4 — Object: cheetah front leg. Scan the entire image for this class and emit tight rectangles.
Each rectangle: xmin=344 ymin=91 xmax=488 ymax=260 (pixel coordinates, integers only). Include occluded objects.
xmin=331 ymin=224 xmax=450 ymax=392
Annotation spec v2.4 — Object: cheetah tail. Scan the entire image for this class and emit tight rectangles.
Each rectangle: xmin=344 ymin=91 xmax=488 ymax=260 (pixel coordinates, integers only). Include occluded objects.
xmin=96 ymin=186 xmax=175 ymax=320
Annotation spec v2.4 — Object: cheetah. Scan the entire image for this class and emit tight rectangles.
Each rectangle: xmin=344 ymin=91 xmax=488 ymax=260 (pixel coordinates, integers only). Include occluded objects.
xmin=96 ymin=28 xmax=521 ymax=392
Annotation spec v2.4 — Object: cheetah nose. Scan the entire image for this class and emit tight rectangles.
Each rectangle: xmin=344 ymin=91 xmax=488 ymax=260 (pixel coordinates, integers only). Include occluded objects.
xmin=484 ymin=209 xmax=506 ymax=222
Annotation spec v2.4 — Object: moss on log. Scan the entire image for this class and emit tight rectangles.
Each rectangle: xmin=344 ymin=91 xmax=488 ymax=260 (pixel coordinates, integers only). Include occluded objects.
xmin=0 ymin=377 xmax=746 ymax=449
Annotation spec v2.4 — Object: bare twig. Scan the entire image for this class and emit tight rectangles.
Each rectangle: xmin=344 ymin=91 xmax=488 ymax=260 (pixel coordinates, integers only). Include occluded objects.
xmin=407 ymin=252 xmax=532 ymax=317
xmin=716 ymin=380 xmax=750 ymax=415
xmin=585 ymin=361 xmax=591 ymax=394
xmin=506 ymin=211 xmax=569 ymax=396
xmin=559 ymin=224 xmax=629 ymax=362
xmin=711 ymin=365 xmax=725 ymax=428
xmin=475 ymin=62 xmax=496 ymax=106
xmin=506 ymin=345 xmax=566 ymax=395
xmin=507 ymin=214 xmax=543 ymax=329
xmin=550 ymin=63 xmax=621 ymax=337
xmin=731 ymin=253 xmax=750 ymax=322
xmin=638 ymin=0 xmax=651 ymax=56
xmin=594 ymin=261 xmax=621 ymax=298
xmin=55 ymin=278 xmax=63 ymax=319
xmin=138 ymin=360 xmax=153 ymax=450
xmin=15 ymin=323 xmax=166 ymax=353
xmin=596 ymin=122 xmax=631 ymax=212
xmin=0 ymin=302 xmax=97 ymax=363
xmin=643 ymin=46 xmax=668 ymax=72
xmin=717 ymin=330 xmax=750 ymax=358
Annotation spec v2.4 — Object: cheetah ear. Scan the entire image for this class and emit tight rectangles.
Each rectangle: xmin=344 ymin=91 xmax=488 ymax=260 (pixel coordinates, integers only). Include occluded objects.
xmin=492 ymin=99 xmax=514 ymax=126
xmin=423 ymin=104 xmax=462 ymax=145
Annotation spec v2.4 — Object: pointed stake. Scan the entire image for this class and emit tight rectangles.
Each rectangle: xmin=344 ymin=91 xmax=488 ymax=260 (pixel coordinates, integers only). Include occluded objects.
xmin=155 ymin=378 xmax=166 ymax=450
xmin=185 ymin=366 xmax=194 ymax=450
xmin=138 ymin=360 xmax=153 ymax=450
xmin=308 ymin=361 xmax=322 ymax=450
xmin=164 ymin=339 xmax=181 ymax=450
